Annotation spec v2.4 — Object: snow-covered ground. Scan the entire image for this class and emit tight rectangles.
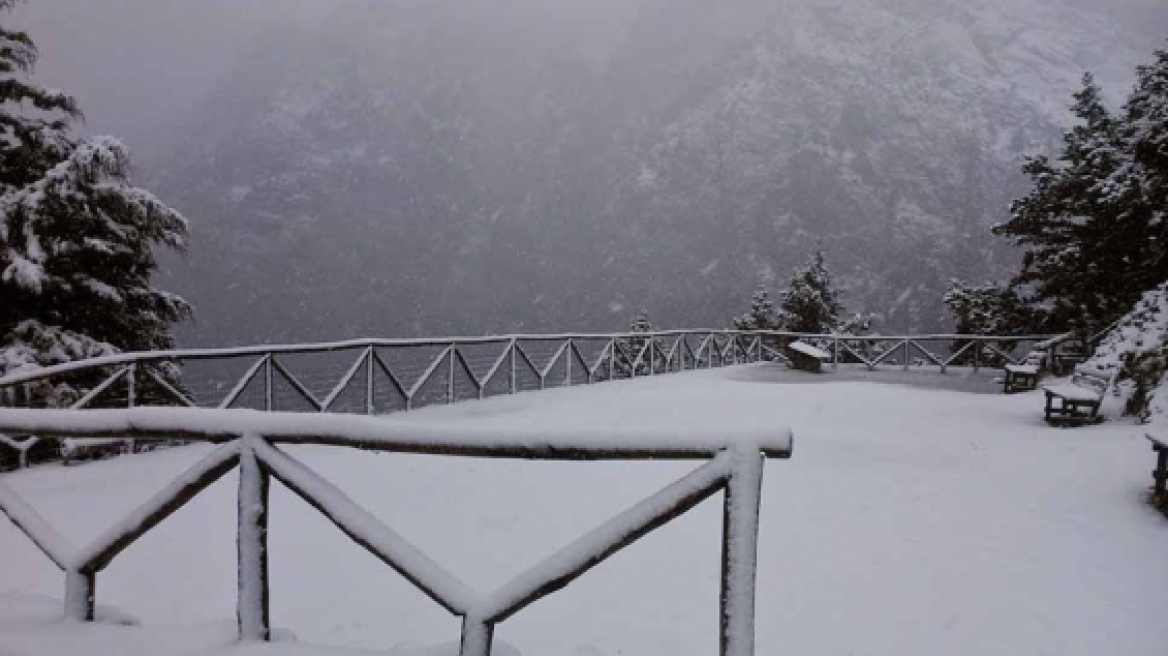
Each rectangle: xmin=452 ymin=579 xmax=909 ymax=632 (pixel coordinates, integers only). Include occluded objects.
xmin=2 ymin=364 xmax=1166 ymax=656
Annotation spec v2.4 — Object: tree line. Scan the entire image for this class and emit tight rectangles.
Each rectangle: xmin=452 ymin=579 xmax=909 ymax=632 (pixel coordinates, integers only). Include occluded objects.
xmin=946 ymin=48 xmax=1168 ymax=340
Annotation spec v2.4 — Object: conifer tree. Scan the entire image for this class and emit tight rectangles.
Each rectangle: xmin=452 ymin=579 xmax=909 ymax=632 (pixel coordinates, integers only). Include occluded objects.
xmin=733 ymin=286 xmax=779 ymax=331
xmin=779 ymin=251 xmax=842 ymax=334
xmin=615 ymin=309 xmax=659 ymax=377
xmin=0 ymin=1 xmax=191 ymax=405
xmin=1125 ymin=49 xmax=1168 ymax=278
xmin=995 ymin=62 xmax=1168 ymax=336
xmin=943 ymin=280 xmax=1042 ymax=336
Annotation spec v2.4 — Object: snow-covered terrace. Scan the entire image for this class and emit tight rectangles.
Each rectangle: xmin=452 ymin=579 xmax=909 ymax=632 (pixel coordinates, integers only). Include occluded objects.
xmin=1 ymin=364 xmax=1167 ymax=656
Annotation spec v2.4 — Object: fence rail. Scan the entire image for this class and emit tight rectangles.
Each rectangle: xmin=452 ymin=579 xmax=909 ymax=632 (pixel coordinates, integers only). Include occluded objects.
xmin=0 ymin=329 xmax=1080 ymax=468
xmin=0 ymin=407 xmax=792 ymax=656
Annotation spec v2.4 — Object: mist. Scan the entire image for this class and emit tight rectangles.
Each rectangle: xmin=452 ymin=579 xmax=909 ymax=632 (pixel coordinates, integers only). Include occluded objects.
xmin=12 ymin=0 xmax=1168 ymax=345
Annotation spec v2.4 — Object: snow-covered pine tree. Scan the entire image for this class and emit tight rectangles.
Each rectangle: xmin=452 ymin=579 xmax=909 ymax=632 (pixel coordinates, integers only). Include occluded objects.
xmin=1125 ymin=49 xmax=1168 ymax=282
xmin=833 ymin=311 xmax=883 ymax=361
xmin=779 ymin=251 xmax=842 ymax=335
xmin=733 ymin=286 xmax=779 ymax=331
xmin=943 ymin=280 xmax=1042 ymax=336
xmin=994 ymin=70 xmax=1164 ymax=336
xmin=942 ymin=280 xmax=1046 ymax=366
xmin=0 ymin=2 xmax=190 ymax=406
xmin=615 ymin=309 xmax=660 ymax=377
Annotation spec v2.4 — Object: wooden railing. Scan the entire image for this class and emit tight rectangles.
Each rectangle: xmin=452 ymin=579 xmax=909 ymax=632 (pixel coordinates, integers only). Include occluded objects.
xmin=0 ymin=330 xmax=1068 ymax=469
xmin=0 ymin=407 xmax=792 ymax=656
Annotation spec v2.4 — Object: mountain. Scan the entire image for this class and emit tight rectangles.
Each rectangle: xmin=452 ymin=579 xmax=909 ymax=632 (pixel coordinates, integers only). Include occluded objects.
xmin=150 ymin=0 xmax=1168 ymax=345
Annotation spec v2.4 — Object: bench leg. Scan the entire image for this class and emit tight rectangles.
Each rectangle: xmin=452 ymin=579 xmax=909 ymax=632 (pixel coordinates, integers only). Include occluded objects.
xmin=1154 ymin=448 xmax=1168 ymax=501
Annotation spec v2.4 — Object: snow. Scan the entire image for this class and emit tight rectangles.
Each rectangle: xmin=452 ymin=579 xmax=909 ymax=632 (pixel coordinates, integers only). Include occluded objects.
xmin=1 ymin=365 xmax=1167 ymax=656
xmin=0 ymin=480 xmax=74 ymax=570
xmin=1084 ymin=281 xmax=1168 ymax=424
xmin=477 ymin=451 xmax=733 ymax=624
xmin=1004 ymin=364 xmax=1039 ymax=375
xmin=788 ymin=340 xmax=830 ymax=360
xmin=72 ymin=441 xmax=242 ymax=574
xmin=249 ymin=438 xmax=476 ymax=616
xmin=0 ymin=593 xmax=523 ymax=656
xmin=1087 ymin=282 xmax=1168 ymax=374
xmin=2 ymin=254 xmax=48 ymax=293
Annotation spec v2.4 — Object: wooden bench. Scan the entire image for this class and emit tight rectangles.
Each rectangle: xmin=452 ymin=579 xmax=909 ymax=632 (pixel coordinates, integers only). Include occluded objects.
xmin=61 ymin=437 xmax=132 ymax=465
xmin=1148 ymin=433 xmax=1168 ymax=513
xmin=1041 ymin=365 xmax=1116 ymax=426
xmin=786 ymin=340 xmax=830 ymax=373
xmin=1002 ymin=363 xmax=1040 ymax=394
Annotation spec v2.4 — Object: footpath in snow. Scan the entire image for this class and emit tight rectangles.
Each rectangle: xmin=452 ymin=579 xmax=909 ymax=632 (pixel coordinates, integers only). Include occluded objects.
xmin=1 ymin=364 xmax=1166 ymax=656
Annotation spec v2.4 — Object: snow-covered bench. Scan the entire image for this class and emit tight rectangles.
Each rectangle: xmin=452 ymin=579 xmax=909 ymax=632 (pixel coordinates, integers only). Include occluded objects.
xmin=1002 ymin=364 xmax=1040 ymax=394
xmin=1041 ymin=365 xmax=1116 ymax=426
xmin=786 ymin=340 xmax=830 ymax=373
xmin=61 ymin=436 xmax=130 ymax=465
xmin=1148 ymin=433 xmax=1168 ymax=511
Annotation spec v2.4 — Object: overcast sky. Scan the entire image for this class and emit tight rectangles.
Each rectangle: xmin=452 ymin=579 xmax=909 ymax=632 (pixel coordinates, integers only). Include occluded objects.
xmin=11 ymin=1 xmax=331 ymax=154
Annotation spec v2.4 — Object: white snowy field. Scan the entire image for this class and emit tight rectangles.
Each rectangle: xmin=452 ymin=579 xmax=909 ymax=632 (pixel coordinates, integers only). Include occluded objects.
xmin=1 ymin=364 xmax=1167 ymax=656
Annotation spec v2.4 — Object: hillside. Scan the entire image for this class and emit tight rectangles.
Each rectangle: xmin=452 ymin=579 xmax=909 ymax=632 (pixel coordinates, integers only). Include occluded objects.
xmin=148 ymin=0 xmax=1168 ymax=344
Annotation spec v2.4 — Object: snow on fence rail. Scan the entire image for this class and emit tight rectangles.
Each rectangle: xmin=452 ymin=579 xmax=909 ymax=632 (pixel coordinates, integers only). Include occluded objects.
xmin=0 ymin=407 xmax=792 ymax=656
xmin=0 ymin=329 xmax=1075 ymax=468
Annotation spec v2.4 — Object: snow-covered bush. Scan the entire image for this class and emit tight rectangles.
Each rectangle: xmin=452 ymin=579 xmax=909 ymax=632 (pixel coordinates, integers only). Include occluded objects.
xmin=1084 ymin=281 xmax=1168 ymax=421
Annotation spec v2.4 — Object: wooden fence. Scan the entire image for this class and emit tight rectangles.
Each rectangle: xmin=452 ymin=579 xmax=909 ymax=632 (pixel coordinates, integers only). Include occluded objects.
xmin=0 ymin=407 xmax=792 ymax=656
xmin=0 ymin=330 xmax=1073 ymax=469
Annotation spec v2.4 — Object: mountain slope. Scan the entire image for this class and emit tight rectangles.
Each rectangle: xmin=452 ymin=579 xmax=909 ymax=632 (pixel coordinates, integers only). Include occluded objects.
xmin=152 ymin=0 xmax=1168 ymax=343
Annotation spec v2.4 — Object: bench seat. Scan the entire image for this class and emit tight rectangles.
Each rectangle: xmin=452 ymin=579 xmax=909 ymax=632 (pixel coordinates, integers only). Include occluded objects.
xmin=1042 ymin=366 xmax=1116 ymax=426
xmin=789 ymin=341 xmax=830 ymax=360
xmin=786 ymin=340 xmax=830 ymax=373
xmin=62 ymin=437 xmax=129 ymax=465
xmin=1040 ymin=383 xmax=1101 ymax=402
xmin=1003 ymin=363 xmax=1041 ymax=393
xmin=1005 ymin=364 xmax=1039 ymax=375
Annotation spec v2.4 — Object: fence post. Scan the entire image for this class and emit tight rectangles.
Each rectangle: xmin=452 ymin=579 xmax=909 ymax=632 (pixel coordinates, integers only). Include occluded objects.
xmin=64 ymin=568 xmax=95 ymax=622
xmin=237 ymin=440 xmax=270 ymax=641
xmin=365 ymin=348 xmax=375 ymax=414
xmin=612 ymin=336 xmax=621 ymax=378
xmin=459 ymin=614 xmax=494 ymax=656
xmin=448 ymin=347 xmax=457 ymax=403
xmin=125 ymin=364 xmax=136 ymax=454
xmin=565 ymin=339 xmax=574 ymax=386
xmin=832 ymin=337 xmax=839 ymax=370
xmin=1154 ymin=448 xmax=1168 ymax=501
xmin=264 ymin=356 xmax=274 ymax=412
xmin=509 ymin=340 xmax=517 ymax=394
xmin=721 ymin=449 xmax=764 ymax=656
xmin=973 ymin=340 xmax=981 ymax=373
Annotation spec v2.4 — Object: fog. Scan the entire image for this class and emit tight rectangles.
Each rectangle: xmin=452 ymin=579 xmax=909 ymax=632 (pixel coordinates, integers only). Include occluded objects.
xmin=12 ymin=0 xmax=1168 ymax=345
